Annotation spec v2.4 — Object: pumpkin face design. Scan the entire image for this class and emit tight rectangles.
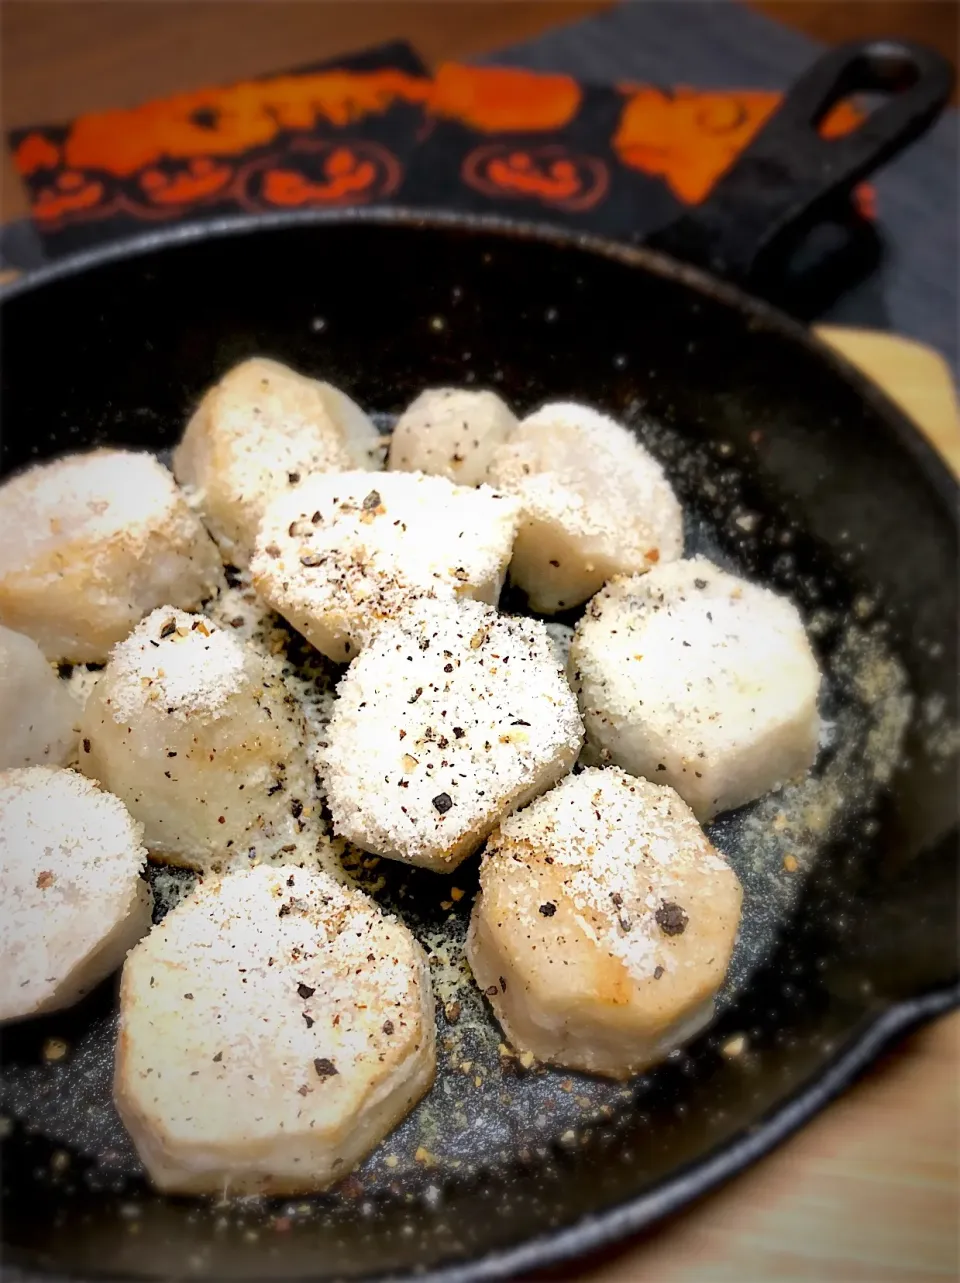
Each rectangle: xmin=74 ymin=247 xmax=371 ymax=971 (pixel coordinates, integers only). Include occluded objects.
xmin=134 ymin=157 xmax=235 ymax=211
xmin=462 ymin=144 xmax=609 ymax=212
xmin=29 ymin=170 xmax=108 ymax=226
xmin=240 ymin=140 xmax=402 ymax=210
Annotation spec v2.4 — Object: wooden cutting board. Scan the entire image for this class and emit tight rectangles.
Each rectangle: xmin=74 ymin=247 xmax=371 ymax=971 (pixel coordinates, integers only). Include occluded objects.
xmin=816 ymin=326 xmax=960 ymax=471
xmin=565 ymin=328 xmax=960 ymax=1283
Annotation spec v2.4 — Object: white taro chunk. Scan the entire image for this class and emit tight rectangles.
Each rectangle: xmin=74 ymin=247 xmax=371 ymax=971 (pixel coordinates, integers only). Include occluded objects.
xmin=0 ymin=450 xmax=224 ymax=663
xmin=466 ymin=767 xmax=742 ymax=1078
xmin=543 ymin=621 xmax=575 ymax=673
xmin=0 ymin=767 xmax=152 ymax=1023
xmin=202 ymin=568 xmax=340 ymax=767
xmin=488 ymin=402 xmax=683 ymax=613
xmin=319 ymin=599 xmax=583 ymax=872
xmin=0 ymin=624 xmax=78 ymax=769
xmin=173 ymin=357 xmax=382 ymax=567
xmin=570 ymin=557 xmax=822 ymax=819
xmin=114 ymin=865 xmax=435 ymax=1195
xmin=79 ymin=608 xmax=322 ymax=874
xmin=387 ymin=388 xmax=517 ymax=485
xmin=251 ymin=471 xmax=520 ymax=663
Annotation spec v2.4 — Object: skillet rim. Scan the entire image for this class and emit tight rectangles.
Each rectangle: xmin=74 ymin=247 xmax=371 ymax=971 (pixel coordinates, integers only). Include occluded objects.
xmin=1 ymin=206 xmax=957 ymax=513
xmin=1 ymin=206 xmax=957 ymax=1283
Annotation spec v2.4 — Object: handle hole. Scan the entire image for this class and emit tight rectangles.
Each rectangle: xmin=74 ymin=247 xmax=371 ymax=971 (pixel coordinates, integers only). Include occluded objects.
xmin=817 ymin=92 xmax=892 ymax=139
xmin=814 ymin=48 xmax=921 ymax=139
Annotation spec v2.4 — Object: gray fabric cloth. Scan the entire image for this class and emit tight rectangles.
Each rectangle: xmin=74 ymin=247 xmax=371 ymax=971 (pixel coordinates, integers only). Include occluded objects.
xmin=482 ymin=0 xmax=958 ymax=370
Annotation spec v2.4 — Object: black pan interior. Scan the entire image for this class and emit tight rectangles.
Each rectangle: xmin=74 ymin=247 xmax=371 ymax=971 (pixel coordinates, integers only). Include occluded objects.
xmin=0 ymin=215 xmax=957 ymax=1282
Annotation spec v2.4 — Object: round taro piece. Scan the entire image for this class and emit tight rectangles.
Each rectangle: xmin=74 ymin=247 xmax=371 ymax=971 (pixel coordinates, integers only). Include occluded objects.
xmin=79 ymin=607 xmax=322 ymax=874
xmin=0 ymin=766 xmax=152 ymax=1024
xmin=570 ymin=557 xmax=822 ymax=819
xmin=0 ymin=449 xmax=224 ymax=663
xmin=251 ymin=470 xmax=520 ymax=662
xmin=467 ymin=766 xmax=742 ymax=1079
xmin=387 ymin=387 xmax=517 ymax=485
xmin=488 ymin=402 xmax=683 ymax=613
xmin=0 ymin=624 xmax=78 ymax=769
xmin=173 ymin=357 xmax=382 ymax=567
xmin=114 ymin=865 xmax=435 ymax=1195
xmin=319 ymin=599 xmax=583 ymax=872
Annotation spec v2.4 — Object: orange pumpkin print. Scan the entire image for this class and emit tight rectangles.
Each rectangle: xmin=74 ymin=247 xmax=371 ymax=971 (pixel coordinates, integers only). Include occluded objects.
xmin=613 ymin=85 xmax=864 ymax=205
xmin=241 ymin=140 xmax=402 ymax=210
xmin=14 ymin=132 xmax=61 ymax=176
xmin=135 ymin=157 xmax=235 ymax=209
xmin=428 ymin=64 xmax=581 ymax=133
xmin=31 ymin=171 xmax=109 ymax=225
xmin=55 ymin=70 xmax=426 ymax=178
xmin=463 ymin=144 xmax=609 ymax=213
xmin=14 ymin=60 xmax=879 ymax=238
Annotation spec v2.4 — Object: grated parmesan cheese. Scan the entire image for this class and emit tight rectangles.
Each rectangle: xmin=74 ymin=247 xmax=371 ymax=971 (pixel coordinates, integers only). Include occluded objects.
xmin=101 ymin=608 xmax=247 ymax=724
xmin=79 ymin=607 xmax=327 ymax=875
xmin=319 ymin=598 xmax=583 ymax=871
xmin=251 ymin=470 xmax=520 ymax=662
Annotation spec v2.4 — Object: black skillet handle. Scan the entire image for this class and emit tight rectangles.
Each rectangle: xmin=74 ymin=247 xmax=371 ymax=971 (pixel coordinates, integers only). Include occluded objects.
xmin=646 ymin=40 xmax=954 ymax=305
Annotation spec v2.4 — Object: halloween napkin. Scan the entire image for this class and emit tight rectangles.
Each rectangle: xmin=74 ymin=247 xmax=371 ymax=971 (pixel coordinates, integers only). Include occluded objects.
xmin=4 ymin=0 xmax=957 ymax=366
xmin=9 ymin=40 xmax=868 ymax=256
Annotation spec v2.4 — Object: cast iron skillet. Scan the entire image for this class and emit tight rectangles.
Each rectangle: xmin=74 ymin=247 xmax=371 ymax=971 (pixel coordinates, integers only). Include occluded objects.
xmin=1 ymin=38 xmax=957 ymax=1283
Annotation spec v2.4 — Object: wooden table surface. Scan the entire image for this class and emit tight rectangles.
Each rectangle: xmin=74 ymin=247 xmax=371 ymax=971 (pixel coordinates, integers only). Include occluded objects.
xmin=1 ymin=5 xmax=957 ymax=1280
